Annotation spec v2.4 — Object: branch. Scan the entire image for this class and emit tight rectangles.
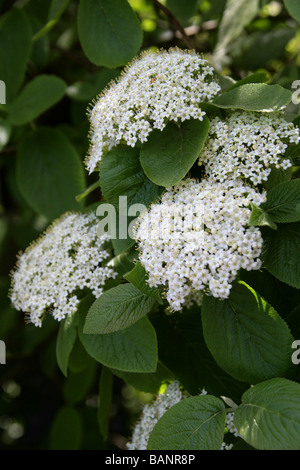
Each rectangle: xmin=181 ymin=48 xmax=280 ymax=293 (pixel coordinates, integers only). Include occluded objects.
xmin=151 ymin=0 xmax=193 ymax=49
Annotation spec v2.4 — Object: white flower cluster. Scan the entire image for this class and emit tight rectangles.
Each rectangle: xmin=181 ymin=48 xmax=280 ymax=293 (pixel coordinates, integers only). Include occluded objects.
xmin=199 ymin=111 xmax=299 ymax=185
xmin=10 ymin=212 xmax=116 ymax=327
xmin=226 ymin=412 xmax=240 ymax=438
xmin=134 ymin=178 xmax=265 ymax=311
xmin=127 ymin=382 xmax=239 ymax=450
xmin=86 ymin=48 xmax=220 ymax=173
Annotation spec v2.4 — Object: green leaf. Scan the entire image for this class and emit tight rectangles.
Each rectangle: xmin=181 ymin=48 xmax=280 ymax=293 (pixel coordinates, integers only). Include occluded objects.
xmin=16 ymin=127 xmax=85 ymax=220
xmin=227 ymin=72 xmax=269 ymax=90
xmin=248 ymin=203 xmax=277 ymax=230
xmin=9 ymin=75 xmax=66 ymax=125
xmin=79 ymin=308 xmax=157 ymax=373
xmin=48 ymin=406 xmax=83 ymax=450
xmin=234 ymin=378 xmax=300 ymax=450
xmin=99 ymin=145 xmax=163 ymax=254
xmin=67 ymin=335 xmax=90 ymax=374
xmin=140 ymin=117 xmax=210 ymax=187
xmin=62 ymin=358 xmax=97 ymax=404
xmin=124 ymin=262 xmax=162 ymax=303
xmin=56 ymin=312 xmax=77 ymax=377
xmin=214 ymin=0 xmax=260 ymax=54
xmin=213 ymin=83 xmax=292 ymax=112
xmin=98 ymin=366 xmax=113 ymax=440
xmin=147 ymin=395 xmax=226 ymax=450
xmin=84 ymin=283 xmax=157 ymax=334
xmin=201 ymin=281 xmax=295 ymax=384
xmin=100 ymin=145 xmax=163 ymax=208
xmin=151 ymin=306 xmax=248 ymax=403
xmin=262 ymin=179 xmax=300 ymax=223
xmin=0 ymin=8 xmax=32 ymax=102
xmin=263 ymin=222 xmax=300 ymax=288
xmin=77 ymin=0 xmax=143 ymax=67
xmin=284 ymin=0 xmax=300 ymax=23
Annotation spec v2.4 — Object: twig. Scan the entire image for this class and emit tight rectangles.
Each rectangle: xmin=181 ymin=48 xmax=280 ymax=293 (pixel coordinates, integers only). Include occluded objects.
xmin=151 ymin=0 xmax=193 ymax=49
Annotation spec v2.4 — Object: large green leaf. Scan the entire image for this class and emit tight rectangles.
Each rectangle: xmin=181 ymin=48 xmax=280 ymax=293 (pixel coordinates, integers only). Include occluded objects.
xmin=234 ymin=378 xmax=300 ymax=450
xmin=201 ymin=281 xmax=295 ymax=384
xmin=213 ymin=83 xmax=291 ymax=112
xmin=16 ymin=128 xmax=85 ymax=219
xmin=262 ymin=180 xmax=300 ymax=223
xmin=140 ymin=117 xmax=210 ymax=187
xmin=214 ymin=0 xmax=260 ymax=56
xmin=263 ymin=222 xmax=300 ymax=289
xmin=151 ymin=307 xmax=248 ymax=403
xmin=79 ymin=306 xmax=157 ymax=373
xmin=62 ymin=358 xmax=97 ymax=404
xmin=56 ymin=312 xmax=77 ymax=377
xmin=147 ymin=395 xmax=226 ymax=450
xmin=48 ymin=406 xmax=83 ymax=450
xmin=284 ymin=0 xmax=300 ymax=23
xmin=227 ymin=72 xmax=269 ymax=90
xmin=0 ymin=8 xmax=32 ymax=102
xmin=99 ymin=145 xmax=163 ymax=254
xmin=100 ymin=145 xmax=163 ymax=208
xmin=77 ymin=0 xmax=142 ymax=67
xmin=9 ymin=75 xmax=66 ymax=125
xmin=83 ymin=283 xmax=157 ymax=334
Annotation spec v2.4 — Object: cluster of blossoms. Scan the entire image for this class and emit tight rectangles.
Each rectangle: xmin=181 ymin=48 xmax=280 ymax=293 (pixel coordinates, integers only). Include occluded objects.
xmin=86 ymin=48 xmax=221 ymax=173
xmin=198 ymin=111 xmax=300 ymax=185
xmin=127 ymin=381 xmax=239 ymax=450
xmin=10 ymin=212 xmax=116 ymax=327
xmin=134 ymin=178 xmax=265 ymax=311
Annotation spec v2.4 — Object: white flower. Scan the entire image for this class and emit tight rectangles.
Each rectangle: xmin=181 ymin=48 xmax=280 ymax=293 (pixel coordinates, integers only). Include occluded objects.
xmin=86 ymin=48 xmax=221 ymax=173
xmin=127 ymin=382 xmax=239 ymax=450
xmin=10 ymin=212 xmax=116 ymax=327
xmin=134 ymin=178 xmax=265 ymax=312
xmin=199 ymin=111 xmax=299 ymax=185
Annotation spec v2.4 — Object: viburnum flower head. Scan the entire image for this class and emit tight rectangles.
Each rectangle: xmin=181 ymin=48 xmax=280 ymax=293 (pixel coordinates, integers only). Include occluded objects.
xmin=198 ymin=111 xmax=300 ymax=185
xmin=134 ymin=178 xmax=266 ymax=312
xmin=10 ymin=212 xmax=116 ymax=327
xmin=86 ymin=48 xmax=221 ymax=173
